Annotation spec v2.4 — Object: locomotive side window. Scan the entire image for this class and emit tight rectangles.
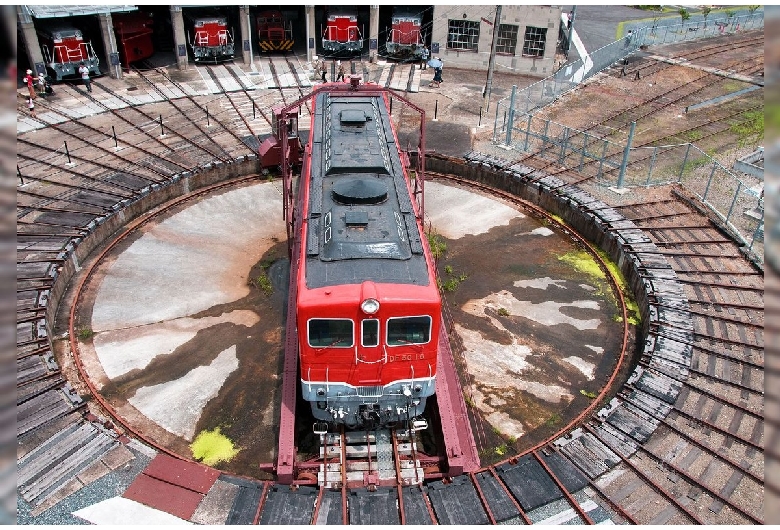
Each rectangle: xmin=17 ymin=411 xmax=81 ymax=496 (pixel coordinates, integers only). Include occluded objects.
xmin=362 ymin=319 xmax=379 ymax=347
xmin=387 ymin=316 xmax=431 ymax=346
xmin=309 ymin=318 xmax=354 ymax=348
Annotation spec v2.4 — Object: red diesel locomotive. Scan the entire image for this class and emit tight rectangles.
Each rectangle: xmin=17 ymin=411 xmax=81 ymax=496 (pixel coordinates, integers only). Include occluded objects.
xmin=257 ymin=9 xmax=294 ymax=52
xmin=296 ymin=81 xmax=440 ymax=429
xmin=187 ymin=15 xmax=235 ymax=63
xmin=385 ymin=8 xmax=426 ymax=60
xmin=112 ymin=11 xmax=155 ymax=66
xmin=321 ymin=10 xmax=364 ymax=55
xmin=38 ymin=26 xmax=100 ymax=81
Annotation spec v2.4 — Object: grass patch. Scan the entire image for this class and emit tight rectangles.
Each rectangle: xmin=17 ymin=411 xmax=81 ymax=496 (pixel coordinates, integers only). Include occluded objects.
xmin=190 ymin=427 xmax=239 ymax=466
xmin=729 ymin=110 xmax=764 ymax=148
xmin=250 ymin=273 xmax=273 ymax=295
xmin=580 ymin=389 xmax=598 ymax=399
xmin=497 ymin=307 xmax=510 ymax=317
xmin=544 ymin=412 xmax=562 ymax=427
xmin=77 ymin=328 xmax=95 ymax=340
xmin=426 ymin=230 xmax=447 ymax=260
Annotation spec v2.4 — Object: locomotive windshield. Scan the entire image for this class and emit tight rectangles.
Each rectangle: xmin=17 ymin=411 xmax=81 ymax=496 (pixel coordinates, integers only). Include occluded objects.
xmin=361 ymin=319 xmax=379 ymax=347
xmin=309 ymin=318 xmax=353 ymax=348
xmin=387 ymin=316 xmax=432 ymax=345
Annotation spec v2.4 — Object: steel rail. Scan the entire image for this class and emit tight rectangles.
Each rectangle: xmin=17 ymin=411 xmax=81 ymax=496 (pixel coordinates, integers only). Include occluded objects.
xmin=621 ymin=386 xmax=764 ymax=484
xmin=583 ymin=423 xmax=705 ymax=524
xmin=204 ymin=65 xmax=259 ymax=142
xmin=130 ymin=67 xmax=232 ymax=163
xmin=532 ymin=449 xmax=595 ymax=524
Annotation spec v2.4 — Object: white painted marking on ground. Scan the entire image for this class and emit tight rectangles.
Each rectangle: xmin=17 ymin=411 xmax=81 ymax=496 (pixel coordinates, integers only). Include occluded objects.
xmin=94 ymin=310 xmax=259 ymax=379
xmin=72 ymin=496 xmax=193 ymax=525
xmin=464 ymin=289 xmax=601 ymax=330
xmin=563 ymin=355 xmax=596 ymax=380
xmin=424 ymin=181 xmax=522 ymax=238
xmin=531 ymin=226 xmax=555 ymax=236
xmin=91 ymin=182 xmax=285 ymax=331
xmin=513 ymin=277 xmax=567 ymax=290
xmin=129 ymin=345 xmax=239 ymax=440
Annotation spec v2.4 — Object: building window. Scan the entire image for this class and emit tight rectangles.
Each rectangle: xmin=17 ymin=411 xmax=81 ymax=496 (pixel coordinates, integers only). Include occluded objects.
xmin=522 ymin=26 xmax=547 ymax=57
xmin=496 ymin=24 xmax=519 ymax=55
xmin=447 ymin=19 xmax=480 ymax=51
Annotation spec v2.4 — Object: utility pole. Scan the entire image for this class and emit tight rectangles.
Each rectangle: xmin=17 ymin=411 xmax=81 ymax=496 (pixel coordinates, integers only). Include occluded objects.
xmin=483 ymin=5 xmax=501 ymax=114
xmin=566 ymin=6 xmax=576 ymax=59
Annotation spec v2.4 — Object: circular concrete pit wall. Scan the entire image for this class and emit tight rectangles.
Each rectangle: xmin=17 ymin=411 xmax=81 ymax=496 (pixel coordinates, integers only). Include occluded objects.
xmin=48 ymin=151 xmax=691 ymax=470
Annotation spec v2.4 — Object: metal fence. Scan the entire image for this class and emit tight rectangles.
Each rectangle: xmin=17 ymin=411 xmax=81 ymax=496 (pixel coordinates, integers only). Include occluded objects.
xmin=493 ymin=110 xmax=765 ymax=264
xmin=490 ymin=10 xmax=765 ymax=265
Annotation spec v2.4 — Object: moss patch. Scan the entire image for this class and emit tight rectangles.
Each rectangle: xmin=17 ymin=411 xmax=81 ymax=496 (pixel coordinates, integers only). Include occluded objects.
xmin=190 ymin=427 xmax=240 ymax=466
xmin=558 ymin=250 xmax=606 ymax=281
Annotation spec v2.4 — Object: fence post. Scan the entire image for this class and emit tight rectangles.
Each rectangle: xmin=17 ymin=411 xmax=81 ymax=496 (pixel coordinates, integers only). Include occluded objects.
xmin=523 ymin=114 xmax=532 ymax=152
xmin=702 ymin=161 xmax=717 ymax=201
xmin=726 ymin=181 xmax=742 ymax=222
xmin=160 ymin=114 xmax=164 ymax=136
xmin=646 ymin=146 xmax=658 ymax=185
xmin=478 ymin=106 xmax=482 ymax=127
xmin=678 ymin=143 xmax=692 ymax=182
xmin=206 ymin=106 xmax=210 ymax=126
xmin=559 ymin=127 xmax=569 ymax=164
xmin=579 ymin=133 xmax=588 ymax=172
xmin=617 ymin=121 xmax=636 ymax=188
xmin=112 ymin=125 xmax=118 ymax=148
xmin=65 ymin=141 xmax=72 ymax=164
xmin=598 ymin=139 xmax=608 ymax=181
xmin=492 ymin=104 xmax=500 ymax=142
xmin=17 ymin=165 xmax=23 ymax=185
xmin=253 ymin=103 xmax=256 ymax=120
xmin=434 ymin=99 xmax=438 ymax=121
xmin=505 ymin=85 xmax=517 ymax=146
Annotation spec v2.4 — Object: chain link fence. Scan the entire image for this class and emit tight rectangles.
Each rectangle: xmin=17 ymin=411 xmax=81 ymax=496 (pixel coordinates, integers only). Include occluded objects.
xmin=491 ymin=10 xmax=765 ymax=265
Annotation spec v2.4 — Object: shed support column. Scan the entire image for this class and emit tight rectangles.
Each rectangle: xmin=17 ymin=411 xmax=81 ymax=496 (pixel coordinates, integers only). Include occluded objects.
xmin=17 ymin=6 xmax=45 ymax=76
xmin=98 ymin=13 xmax=122 ymax=79
xmin=239 ymin=5 xmax=253 ymax=66
xmin=369 ymin=5 xmax=379 ymax=63
xmin=305 ymin=5 xmax=316 ymax=62
xmin=170 ymin=6 xmax=189 ymax=70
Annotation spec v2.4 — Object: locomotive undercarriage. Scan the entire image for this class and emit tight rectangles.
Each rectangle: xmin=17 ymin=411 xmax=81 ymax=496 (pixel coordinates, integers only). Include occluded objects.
xmin=192 ymin=44 xmax=235 ymax=63
xmin=303 ymin=377 xmax=434 ymax=429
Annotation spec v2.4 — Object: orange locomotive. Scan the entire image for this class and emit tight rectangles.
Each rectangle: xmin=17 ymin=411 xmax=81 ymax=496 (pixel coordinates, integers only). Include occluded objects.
xmin=296 ymin=82 xmax=440 ymax=429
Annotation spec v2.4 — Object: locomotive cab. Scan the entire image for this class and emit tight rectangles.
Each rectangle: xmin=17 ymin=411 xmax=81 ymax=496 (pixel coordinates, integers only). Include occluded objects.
xmin=188 ymin=16 xmax=235 ymax=63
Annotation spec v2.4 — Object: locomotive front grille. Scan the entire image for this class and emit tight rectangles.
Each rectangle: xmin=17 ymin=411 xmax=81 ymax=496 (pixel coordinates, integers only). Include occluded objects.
xmin=356 ymin=385 xmax=383 ymax=399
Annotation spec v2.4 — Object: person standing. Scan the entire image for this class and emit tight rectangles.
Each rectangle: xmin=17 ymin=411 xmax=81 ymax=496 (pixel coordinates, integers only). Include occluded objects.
xmin=336 ymin=60 xmax=346 ymax=82
xmin=320 ymin=60 xmax=328 ymax=82
xmin=37 ymin=72 xmax=48 ymax=98
xmin=78 ymin=62 xmax=92 ymax=92
xmin=22 ymin=69 xmax=36 ymax=99
xmin=420 ymin=45 xmax=429 ymax=70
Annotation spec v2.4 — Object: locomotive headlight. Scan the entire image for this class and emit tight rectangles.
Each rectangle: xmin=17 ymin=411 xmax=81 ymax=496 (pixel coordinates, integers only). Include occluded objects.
xmin=316 ymin=388 xmax=326 ymax=397
xmin=361 ymin=298 xmax=380 ymax=315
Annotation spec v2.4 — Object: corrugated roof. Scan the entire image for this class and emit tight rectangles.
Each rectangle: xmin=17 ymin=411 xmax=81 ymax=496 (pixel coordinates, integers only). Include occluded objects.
xmin=25 ymin=5 xmax=138 ymax=18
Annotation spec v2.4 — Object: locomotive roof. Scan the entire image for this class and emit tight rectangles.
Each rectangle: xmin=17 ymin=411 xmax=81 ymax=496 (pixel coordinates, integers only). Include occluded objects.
xmin=305 ymin=92 xmax=430 ymax=289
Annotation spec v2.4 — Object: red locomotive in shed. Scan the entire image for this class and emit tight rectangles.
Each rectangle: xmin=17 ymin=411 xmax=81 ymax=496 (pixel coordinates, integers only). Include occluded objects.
xmin=386 ymin=8 xmax=426 ymax=60
xmin=257 ymin=9 xmax=294 ymax=52
xmin=38 ymin=26 xmax=100 ymax=81
xmin=321 ymin=10 xmax=364 ymax=55
xmin=187 ymin=15 xmax=235 ymax=63
xmin=112 ymin=11 xmax=155 ymax=66
xmin=295 ymin=81 xmax=440 ymax=430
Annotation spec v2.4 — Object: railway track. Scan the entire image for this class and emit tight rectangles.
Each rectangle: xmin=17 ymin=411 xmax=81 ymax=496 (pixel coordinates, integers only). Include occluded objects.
xmin=15 ymin=36 xmax=764 ymax=525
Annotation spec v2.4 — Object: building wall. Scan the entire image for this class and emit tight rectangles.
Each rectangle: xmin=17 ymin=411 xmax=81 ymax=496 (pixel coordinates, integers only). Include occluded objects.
xmin=429 ymin=5 xmax=561 ymax=77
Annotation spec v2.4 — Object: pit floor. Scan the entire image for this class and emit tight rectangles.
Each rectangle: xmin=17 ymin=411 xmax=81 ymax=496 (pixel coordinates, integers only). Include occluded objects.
xmin=74 ymin=177 xmax=630 ymax=477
